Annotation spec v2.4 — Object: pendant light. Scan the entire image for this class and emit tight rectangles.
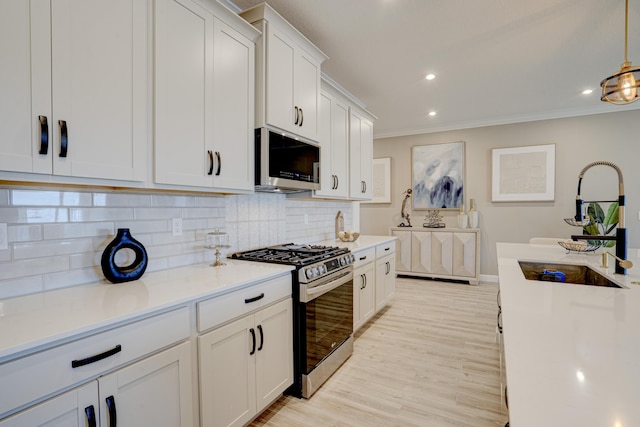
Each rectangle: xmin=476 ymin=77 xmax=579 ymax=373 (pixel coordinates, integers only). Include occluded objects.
xmin=600 ymin=0 xmax=640 ymax=104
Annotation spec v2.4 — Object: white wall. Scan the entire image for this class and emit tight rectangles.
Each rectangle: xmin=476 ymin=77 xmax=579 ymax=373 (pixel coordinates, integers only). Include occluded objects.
xmin=0 ymin=189 xmax=353 ymax=299
xmin=361 ymin=110 xmax=640 ymax=276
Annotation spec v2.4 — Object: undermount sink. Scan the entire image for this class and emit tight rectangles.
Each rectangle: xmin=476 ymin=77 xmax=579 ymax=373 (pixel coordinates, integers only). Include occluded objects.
xmin=518 ymin=261 xmax=622 ymax=288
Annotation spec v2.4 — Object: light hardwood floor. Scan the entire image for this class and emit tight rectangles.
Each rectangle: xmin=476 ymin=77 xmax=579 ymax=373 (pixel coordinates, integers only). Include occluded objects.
xmin=250 ymin=277 xmax=508 ymax=427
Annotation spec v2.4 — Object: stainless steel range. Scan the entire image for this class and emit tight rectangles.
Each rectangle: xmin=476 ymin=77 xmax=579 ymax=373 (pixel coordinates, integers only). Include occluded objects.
xmin=232 ymin=243 xmax=355 ymax=398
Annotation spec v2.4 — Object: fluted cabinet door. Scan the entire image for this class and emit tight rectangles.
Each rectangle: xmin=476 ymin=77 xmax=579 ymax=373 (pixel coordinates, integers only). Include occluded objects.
xmin=431 ymin=232 xmax=453 ymax=275
xmin=453 ymin=232 xmax=476 ymax=277
xmin=391 ymin=230 xmax=411 ymax=272
xmin=411 ymin=231 xmax=432 ymax=273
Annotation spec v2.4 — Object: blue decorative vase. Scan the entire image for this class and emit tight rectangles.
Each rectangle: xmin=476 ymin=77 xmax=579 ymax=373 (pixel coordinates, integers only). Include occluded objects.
xmin=101 ymin=228 xmax=148 ymax=283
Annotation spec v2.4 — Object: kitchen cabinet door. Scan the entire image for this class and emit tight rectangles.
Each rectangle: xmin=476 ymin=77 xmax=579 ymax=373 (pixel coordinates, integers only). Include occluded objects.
xmin=0 ymin=382 xmax=98 ymax=427
xmin=0 ymin=0 xmax=146 ymax=181
xmin=294 ymin=49 xmax=321 ymax=141
xmin=154 ymin=0 xmax=215 ymax=188
xmin=254 ymin=299 xmax=293 ymax=413
xmin=316 ymin=87 xmax=349 ymax=198
xmin=265 ymin=26 xmax=297 ymax=135
xmin=349 ymin=108 xmax=374 ymax=200
xmin=375 ymin=253 xmax=395 ymax=311
xmin=354 ymin=262 xmax=375 ymax=332
xmin=50 ymin=0 xmax=147 ymax=181
xmin=98 ymin=341 xmax=194 ymax=427
xmin=211 ymin=17 xmax=255 ymax=192
xmin=0 ymin=0 xmax=50 ymax=175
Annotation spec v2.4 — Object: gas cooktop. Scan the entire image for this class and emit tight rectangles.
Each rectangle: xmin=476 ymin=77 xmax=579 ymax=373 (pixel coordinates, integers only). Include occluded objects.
xmin=231 ymin=243 xmax=350 ymax=267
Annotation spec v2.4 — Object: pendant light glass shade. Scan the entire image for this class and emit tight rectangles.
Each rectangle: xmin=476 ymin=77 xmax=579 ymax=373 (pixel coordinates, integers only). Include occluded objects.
xmin=600 ymin=0 xmax=640 ymax=104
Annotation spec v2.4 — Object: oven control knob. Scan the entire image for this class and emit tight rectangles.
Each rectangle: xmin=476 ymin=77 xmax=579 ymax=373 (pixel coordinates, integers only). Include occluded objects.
xmin=313 ymin=266 xmax=320 ymax=277
xmin=339 ymin=257 xmax=346 ymax=266
xmin=306 ymin=268 xmax=315 ymax=279
xmin=319 ymin=265 xmax=327 ymax=275
xmin=350 ymin=254 xmax=355 ymax=263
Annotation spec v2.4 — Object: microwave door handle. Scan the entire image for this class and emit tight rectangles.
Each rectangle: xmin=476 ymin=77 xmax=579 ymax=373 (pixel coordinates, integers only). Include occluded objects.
xmin=302 ymin=272 xmax=352 ymax=302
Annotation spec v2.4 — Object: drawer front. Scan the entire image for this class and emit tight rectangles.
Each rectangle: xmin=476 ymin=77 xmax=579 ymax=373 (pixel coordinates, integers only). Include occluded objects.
xmin=0 ymin=307 xmax=190 ymax=419
xmin=197 ymin=274 xmax=291 ymax=333
xmin=352 ymin=247 xmax=376 ymax=269
xmin=376 ymin=242 xmax=395 ymax=258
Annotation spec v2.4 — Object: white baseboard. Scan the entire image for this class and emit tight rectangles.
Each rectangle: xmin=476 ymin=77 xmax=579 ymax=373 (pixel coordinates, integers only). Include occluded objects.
xmin=479 ymin=274 xmax=499 ymax=283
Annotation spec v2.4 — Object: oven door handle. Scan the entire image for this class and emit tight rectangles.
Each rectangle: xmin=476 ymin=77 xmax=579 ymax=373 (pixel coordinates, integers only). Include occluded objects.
xmin=301 ymin=271 xmax=352 ymax=303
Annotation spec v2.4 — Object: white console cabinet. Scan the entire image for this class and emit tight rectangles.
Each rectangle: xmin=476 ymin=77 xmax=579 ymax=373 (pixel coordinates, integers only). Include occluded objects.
xmin=391 ymin=228 xmax=480 ymax=285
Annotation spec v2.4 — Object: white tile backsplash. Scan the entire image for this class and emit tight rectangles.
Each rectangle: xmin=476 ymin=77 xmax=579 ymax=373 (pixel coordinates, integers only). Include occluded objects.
xmin=0 ymin=187 xmax=354 ymax=299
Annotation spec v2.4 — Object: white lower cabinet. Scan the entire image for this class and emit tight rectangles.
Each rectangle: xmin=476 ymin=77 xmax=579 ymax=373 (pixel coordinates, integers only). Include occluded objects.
xmin=0 ymin=308 xmax=193 ymax=427
xmin=198 ymin=298 xmax=293 ymax=427
xmin=391 ymin=228 xmax=480 ymax=285
xmin=353 ymin=261 xmax=375 ymax=332
xmin=375 ymin=253 xmax=396 ymax=311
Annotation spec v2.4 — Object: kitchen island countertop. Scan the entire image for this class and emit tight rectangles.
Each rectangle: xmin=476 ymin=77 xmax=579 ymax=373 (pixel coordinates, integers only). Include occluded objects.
xmin=497 ymin=242 xmax=640 ymax=426
xmin=0 ymin=261 xmax=293 ymax=363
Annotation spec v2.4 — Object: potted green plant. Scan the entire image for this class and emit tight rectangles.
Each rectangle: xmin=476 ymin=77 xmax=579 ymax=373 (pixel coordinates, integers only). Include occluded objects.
xmin=583 ymin=202 xmax=618 ymax=247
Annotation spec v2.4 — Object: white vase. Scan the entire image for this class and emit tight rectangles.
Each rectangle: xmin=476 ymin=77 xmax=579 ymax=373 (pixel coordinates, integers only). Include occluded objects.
xmin=469 ymin=210 xmax=478 ymax=228
xmin=457 ymin=214 xmax=468 ymax=229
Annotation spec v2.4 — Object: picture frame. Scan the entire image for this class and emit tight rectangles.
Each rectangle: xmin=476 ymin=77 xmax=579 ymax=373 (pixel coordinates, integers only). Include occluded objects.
xmin=365 ymin=157 xmax=391 ymax=204
xmin=491 ymin=144 xmax=555 ymax=202
xmin=412 ymin=141 xmax=465 ymax=210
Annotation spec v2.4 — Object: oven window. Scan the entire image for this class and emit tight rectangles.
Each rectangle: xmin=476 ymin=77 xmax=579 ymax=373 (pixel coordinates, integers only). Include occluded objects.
xmin=304 ymin=280 xmax=353 ymax=373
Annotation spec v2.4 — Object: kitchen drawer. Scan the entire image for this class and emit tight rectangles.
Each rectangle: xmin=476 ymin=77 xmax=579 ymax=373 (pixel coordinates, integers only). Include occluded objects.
xmin=197 ymin=274 xmax=291 ymax=333
xmin=0 ymin=307 xmax=190 ymax=419
xmin=376 ymin=242 xmax=395 ymax=258
xmin=352 ymin=247 xmax=376 ymax=269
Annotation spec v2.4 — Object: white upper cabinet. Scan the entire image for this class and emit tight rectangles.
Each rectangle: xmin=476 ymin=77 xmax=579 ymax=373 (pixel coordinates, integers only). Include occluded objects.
xmin=349 ymin=107 xmax=374 ymax=200
xmin=0 ymin=0 xmax=147 ymax=182
xmin=154 ymin=0 xmax=258 ymax=192
xmin=241 ymin=3 xmax=327 ymax=142
xmin=315 ymin=82 xmax=350 ymax=198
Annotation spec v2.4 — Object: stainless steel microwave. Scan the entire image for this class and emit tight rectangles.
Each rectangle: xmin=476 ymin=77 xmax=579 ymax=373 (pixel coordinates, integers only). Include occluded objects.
xmin=255 ymin=127 xmax=320 ymax=192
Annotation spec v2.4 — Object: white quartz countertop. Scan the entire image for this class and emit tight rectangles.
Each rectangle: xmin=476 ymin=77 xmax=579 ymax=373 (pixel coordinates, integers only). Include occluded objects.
xmin=315 ymin=235 xmax=396 ymax=252
xmin=0 ymin=261 xmax=293 ymax=363
xmin=497 ymin=242 xmax=640 ymax=427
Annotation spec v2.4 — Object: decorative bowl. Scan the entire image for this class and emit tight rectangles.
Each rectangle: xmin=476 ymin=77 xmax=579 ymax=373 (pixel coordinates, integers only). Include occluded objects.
xmin=557 ymin=240 xmax=600 ymax=253
xmin=338 ymin=231 xmax=360 ymax=242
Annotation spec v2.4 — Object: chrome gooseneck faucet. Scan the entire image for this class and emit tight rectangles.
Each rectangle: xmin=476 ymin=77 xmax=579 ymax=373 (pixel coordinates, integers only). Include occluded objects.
xmin=571 ymin=161 xmax=628 ymax=274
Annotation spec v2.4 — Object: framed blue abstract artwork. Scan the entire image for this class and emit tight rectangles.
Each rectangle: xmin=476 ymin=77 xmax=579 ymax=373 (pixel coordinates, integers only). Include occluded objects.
xmin=412 ymin=141 xmax=465 ymax=210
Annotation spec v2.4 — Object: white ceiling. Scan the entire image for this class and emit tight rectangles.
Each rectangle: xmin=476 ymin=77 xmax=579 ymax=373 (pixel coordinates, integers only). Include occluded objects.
xmin=228 ymin=0 xmax=640 ymax=138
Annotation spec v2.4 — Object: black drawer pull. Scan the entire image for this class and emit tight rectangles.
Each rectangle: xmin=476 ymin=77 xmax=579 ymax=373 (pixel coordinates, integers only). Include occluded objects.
xmin=384 ymin=247 xmax=390 ymax=251
xmin=359 ymin=256 xmax=367 ymax=261
xmin=106 ymin=395 xmax=117 ymax=427
xmin=58 ymin=120 xmax=68 ymax=157
xmin=85 ymin=405 xmax=97 ymax=427
xmin=244 ymin=293 xmax=265 ymax=304
xmin=71 ymin=344 xmax=122 ymax=368
xmin=38 ymin=115 xmax=48 ymax=155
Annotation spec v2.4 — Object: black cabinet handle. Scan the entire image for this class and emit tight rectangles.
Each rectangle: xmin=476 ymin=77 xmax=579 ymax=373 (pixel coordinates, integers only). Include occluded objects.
xmin=71 ymin=344 xmax=122 ymax=368
xmin=384 ymin=247 xmax=390 ymax=251
xmin=299 ymin=108 xmax=303 ymax=126
xmin=363 ymin=274 xmax=367 ymax=289
xmin=215 ymin=151 xmax=221 ymax=176
xmin=363 ymin=181 xmax=367 ymax=193
xmin=334 ymin=175 xmax=339 ymax=190
xmin=257 ymin=324 xmax=264 ymax=351
xmin=294 ymin=106 xmax=299 ymax=125
xmin=85 ymin=405 xmax=97 ymax=427
xmin=106 ymin=396 xmax=117 ymax=427
xmin=386 ymin=261 xmax=390 ymax=275
xmin=38 ymin=115 xmax=48 ymax=155
xmin=207 ymin=150 xmax=214 ymax=175
xmin=331 ymin=175 xmax=336 ymax=190
xmin=359 ymin=256 xmax=367 ymax=261
xmin=249 ymin=328 xmax=256 ymax=355
xmin=245 ymin=293 xmax=264 ymax=304
xmin=58 ymin=120 xmax=68 ymax=157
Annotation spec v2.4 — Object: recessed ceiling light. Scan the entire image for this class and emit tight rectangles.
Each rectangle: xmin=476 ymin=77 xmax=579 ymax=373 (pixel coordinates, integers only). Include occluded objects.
xmin=428 ymin=111 xmax=437 ymax=117
xmin=582 ymin=89 xmax=593 ymax=95
xmin=425 ymin=73 xmax=436 ymax=81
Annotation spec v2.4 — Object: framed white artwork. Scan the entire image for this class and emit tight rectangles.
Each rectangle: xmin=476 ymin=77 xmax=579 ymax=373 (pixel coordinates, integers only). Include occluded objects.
xmin=365 ymin=157 xmax=391 ymax=204
xmin=491 ymin=144 xmax=555 ymax=202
